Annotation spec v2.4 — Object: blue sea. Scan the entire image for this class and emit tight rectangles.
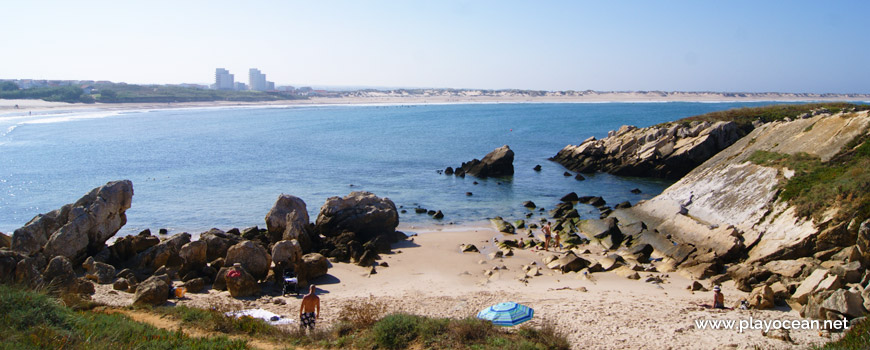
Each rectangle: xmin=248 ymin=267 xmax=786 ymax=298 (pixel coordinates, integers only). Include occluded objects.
xmin=0 ymin=102 xmax=781 ymax=236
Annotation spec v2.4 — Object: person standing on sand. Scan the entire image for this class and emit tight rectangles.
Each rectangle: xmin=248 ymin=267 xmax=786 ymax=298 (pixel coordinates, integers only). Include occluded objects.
xmin=300 ymin=284 xmax=320 ymax=331
xmin=542 ymin=222 xmax=552 ymax=251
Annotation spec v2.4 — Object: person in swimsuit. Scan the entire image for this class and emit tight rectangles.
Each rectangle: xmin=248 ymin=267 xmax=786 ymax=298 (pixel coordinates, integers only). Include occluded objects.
xmin=299 ymin=284 xmax=320 ymax=330
xmin=713 ymin=285 xmax=725 ymax=309
xmin=542 ymin=222 xmax=552 ymax=251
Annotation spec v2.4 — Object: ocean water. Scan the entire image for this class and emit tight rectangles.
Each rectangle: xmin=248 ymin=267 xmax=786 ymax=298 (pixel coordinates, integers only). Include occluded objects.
xmin=0 ymin=102 xmax=779 ymax=236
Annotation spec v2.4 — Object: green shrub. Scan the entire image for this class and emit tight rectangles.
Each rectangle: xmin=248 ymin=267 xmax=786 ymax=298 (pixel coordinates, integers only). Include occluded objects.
xmin=814 ymin=318 xmax=870 ymax=349
xmin=372 ymin=313 xmax=422 ymax=349
xmin=0 ymin=285 xmax=248 ymax=349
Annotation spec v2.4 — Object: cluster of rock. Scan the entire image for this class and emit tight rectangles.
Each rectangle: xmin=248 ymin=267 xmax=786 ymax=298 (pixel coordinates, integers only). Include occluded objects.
xmin=550 ymin=121 xmax=742 ymax=179
xmin=1 ymin=181 xmax=405 ymax=307
xmin=609 ymin=110 xmax=870 ymax=321
xmin=443 ymin=145 xmax=514 ymax=178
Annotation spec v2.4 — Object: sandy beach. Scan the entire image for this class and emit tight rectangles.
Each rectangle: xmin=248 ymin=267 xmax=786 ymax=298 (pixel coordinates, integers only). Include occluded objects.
xmin=2 ymin=90 xmax=870 ymax=117
xmin=91 ymin=224 xmax=838 ymax=350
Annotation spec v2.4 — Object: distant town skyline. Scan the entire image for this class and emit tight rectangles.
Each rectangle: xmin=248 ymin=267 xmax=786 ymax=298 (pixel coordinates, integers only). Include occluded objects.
xmin=1 ymin=1 xmax=869 ymax=93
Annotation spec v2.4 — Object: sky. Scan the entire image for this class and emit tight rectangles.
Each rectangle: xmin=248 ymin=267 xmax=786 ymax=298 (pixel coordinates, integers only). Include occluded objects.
xmin=1 ymin=1 xmax=869 ymax=93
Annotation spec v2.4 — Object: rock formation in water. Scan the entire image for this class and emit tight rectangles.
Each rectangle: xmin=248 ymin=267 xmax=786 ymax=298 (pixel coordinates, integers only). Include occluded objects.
xmin=550 ymin=122 xmax=741 ymax=179
xmin=449 ymin=145 xmax=515 ymax=178
xmin=601 ymin=109 xmax=870 ymax=320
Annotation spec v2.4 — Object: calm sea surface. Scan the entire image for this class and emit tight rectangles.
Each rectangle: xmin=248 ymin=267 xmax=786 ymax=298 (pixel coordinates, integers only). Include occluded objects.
xmin=0 ymin=102 xmax=779 ymax=236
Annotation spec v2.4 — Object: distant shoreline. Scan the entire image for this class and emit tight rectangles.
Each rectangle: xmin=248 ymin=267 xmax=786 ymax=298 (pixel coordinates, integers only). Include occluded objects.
xmin=2 ymin=91 xmax=869 ymax=116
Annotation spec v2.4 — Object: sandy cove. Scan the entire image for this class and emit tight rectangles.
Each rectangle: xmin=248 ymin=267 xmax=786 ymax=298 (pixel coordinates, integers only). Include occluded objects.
xmin=92 ymin=224 xmax=837 ymax=350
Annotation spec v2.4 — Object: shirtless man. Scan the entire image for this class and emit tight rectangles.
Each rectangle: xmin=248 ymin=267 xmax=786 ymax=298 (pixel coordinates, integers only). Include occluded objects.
xmin=299 ymin=284 xmax=320 ymax=330
xmin=542 ymin=222 xmax=552 ymax=251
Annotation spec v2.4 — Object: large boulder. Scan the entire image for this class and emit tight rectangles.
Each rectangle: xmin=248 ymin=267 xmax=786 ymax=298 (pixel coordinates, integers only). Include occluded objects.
xmin=82 ymin=256 xmax=116 ymax=284
xmin=546 ymin=252 xmax=591 ymax=273
xmin=13 ymin=180 xmax=133 ymax=262
xmin=452 ymin=145 xmax=515 ymax=178
xmin=748 ymin=285 xmax=775 ymax=310
xmin=490 ymin=217 xmax=516 ymax=234
xmin=224 ymin=241 xmax=271 ymax=280
xmin=0 ymin=250 xmax=28 ymax=283
xmin=300 ymin=253 xmax=329 ymax=280
xmin=133 ymin=275 xmax=169 ymax=306
xmin=579 ymin=218 xmax=624 ymax=250
xmin=315 ymin=192 xmax=399 ymax=241
xmin=272 ymin=240 xmax=303 ymax=266
xmin=15 ymin=255 xmax=46 ymax=287
xmin=264 ymin=194 xmax=310 ymax=244
xmin=108 ymin=232 xmax=159 ymax=263
xmin=179 ymin=240 xmax=208 ymax=273
xmin=225 ymin=264 xmax=260 ymax=298
xmin=821 ymin=289 xmax=867 ymax=319
xmin=792 ymin=269 xmax=830 ymax=304
xmin=200 ymin=228 xmax=242 ymax=262
xmin=132 ymin=233 xmax=191 ymax=272
xmin=42 ymin=256 xmax=77 ymax=289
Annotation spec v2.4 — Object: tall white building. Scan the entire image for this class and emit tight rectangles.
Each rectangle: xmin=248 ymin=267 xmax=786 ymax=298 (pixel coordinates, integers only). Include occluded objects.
xmin=249 ymin=68 xmax=268 ymax=91
xmin=215 ymin=68 xmax=234 ymax=90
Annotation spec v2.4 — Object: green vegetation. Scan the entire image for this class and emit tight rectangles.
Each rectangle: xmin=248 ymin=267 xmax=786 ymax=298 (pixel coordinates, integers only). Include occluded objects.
xmin=149 ymin=298 xmax=570 ymax=350
xmin=748 ymin=132 xmax=870 ymax=224
xmin=813 ymin=319 xmax=870 ymax=350
xmin=0 ymin=85 xmax=95 ymax=103
xmin=666 ymin=103 xmax=870 ymax=134
xmin=0 ymin=284 xmax=247 ymax=350
xmin=156 ymin=305 xmax=284 ymax=338
xmin=0 ymin=82 xmax=306 ymax=104
xmin=96 ymin=84 xmax=305 ymax=103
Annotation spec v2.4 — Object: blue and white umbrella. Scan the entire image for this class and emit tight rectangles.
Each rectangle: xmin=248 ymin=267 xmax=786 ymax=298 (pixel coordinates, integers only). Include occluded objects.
xmin=476 ymin=302 xmax=534 ymax=326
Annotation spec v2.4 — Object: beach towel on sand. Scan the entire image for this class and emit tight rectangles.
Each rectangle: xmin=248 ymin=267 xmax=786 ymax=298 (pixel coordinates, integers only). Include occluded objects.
xmin=225 ymin=309 xmax=296 ymax=325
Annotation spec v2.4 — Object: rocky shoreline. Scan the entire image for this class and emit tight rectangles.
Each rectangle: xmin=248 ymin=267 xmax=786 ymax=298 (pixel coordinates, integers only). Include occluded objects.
xmin=1 ymin=183 xmax=408 ymax=308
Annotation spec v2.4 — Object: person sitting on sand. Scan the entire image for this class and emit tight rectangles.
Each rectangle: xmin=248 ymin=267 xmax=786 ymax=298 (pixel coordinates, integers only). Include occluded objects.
xmin=518 ymin=237 xmax=526 ymax=249
xmin=542 ymin=222 xmax=552 ymax=251
xmin=300 ymin=284 xmax=320 ymax=331
xmin=713 ymin=285 xmax=725 ymax=309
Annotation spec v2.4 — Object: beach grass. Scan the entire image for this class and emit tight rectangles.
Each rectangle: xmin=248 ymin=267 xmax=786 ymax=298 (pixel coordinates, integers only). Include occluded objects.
xmin=813 ymin=319 xmax=870 ymax=350
xmin=0 ymin=284 xmax=248 ymax=350
xmin=146 ymin=297 xmax=570 ymax=350
xmin=748 ymin=133 xmax=870 ymax=224
xmin=667 ymin=103 xmax=870 ymax=134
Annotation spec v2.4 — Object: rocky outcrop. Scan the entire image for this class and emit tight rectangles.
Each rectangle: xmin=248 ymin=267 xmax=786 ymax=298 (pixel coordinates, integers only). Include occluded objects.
xmin=12 ymin=180 xmax=134 ymax=262
xmin=449 ymin=145 xmax=515 ymax=178
xmin=134 ymin=275 xmax=169 ymax=306
xmin=551 ymin=122 xmax=741 ymax=179
xmin=224 ymin=241 xmax=271 ymax=281
xmin=200 ymin=228 xmax=243 ymax=262
xmin=315 ymin=191 xmax=398 ymax=241
xmin=83 ymin=256 xmax=116 ymax=284
xmin=628 ymin=111 xmax=870 ymax=268
xmin=265 ymin=194 xmax=312 ymax=249
xmin=225 ymin=264 xmax=259 ymax=298
xmin=607 ymin=110 xmax=870 ymax=321
xmin=108 ymin=231 xmax=159 ymax=263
